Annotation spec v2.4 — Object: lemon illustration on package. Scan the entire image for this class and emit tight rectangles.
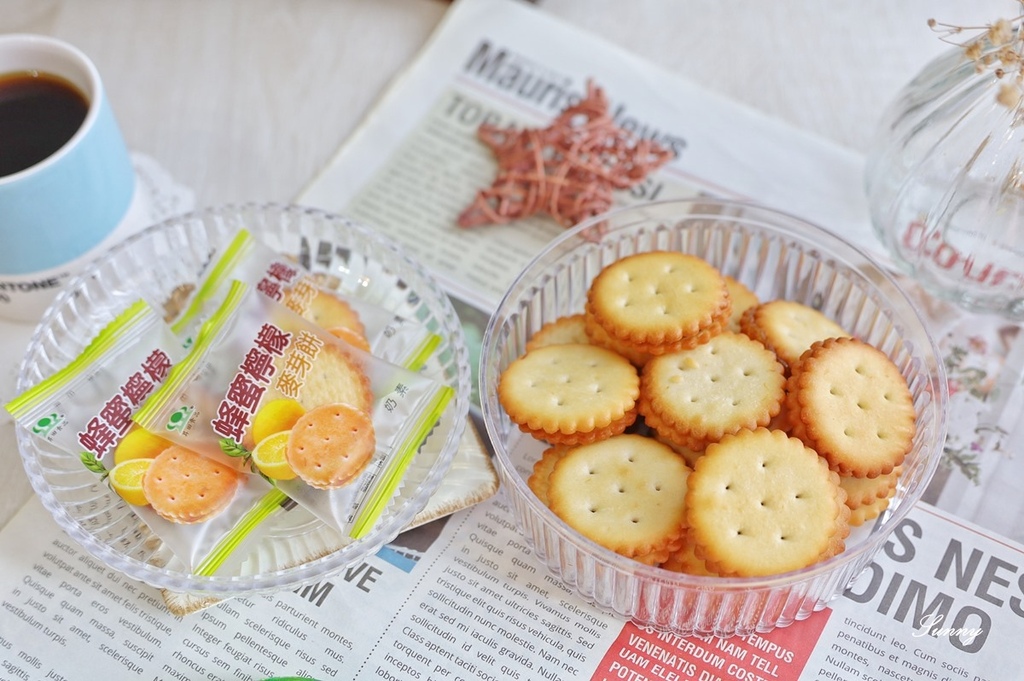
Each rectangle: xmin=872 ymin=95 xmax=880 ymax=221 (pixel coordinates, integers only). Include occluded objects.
xmin=114 ymin=426 xmax=174 ymax=465
xmin=251 ymin=430 xmax=297 ymax=481
xmin=108 ymin=457 xmax=153 ymax=506
xmin=250 ymin=398 xmax=305 ymax=446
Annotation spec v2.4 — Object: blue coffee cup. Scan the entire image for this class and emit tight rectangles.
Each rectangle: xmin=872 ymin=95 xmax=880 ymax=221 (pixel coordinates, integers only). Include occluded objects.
xmin=0 ymin=34 xmax=135 ymax=321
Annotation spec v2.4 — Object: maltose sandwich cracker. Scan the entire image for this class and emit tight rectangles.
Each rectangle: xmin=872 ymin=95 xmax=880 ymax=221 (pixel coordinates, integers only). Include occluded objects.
xmin=527 ymin=446 xmax=570 ymax=507
xmin=639 ymin=331 xmax=785 ymax=445
xmin=740 ymin=300 xmax=849 ymax=368
xmin=525 ymin=314 xmax=590 ymax=352
xmin=266 ymin=342 xmax=373 ymax=415
xmin=498 ymin=249 xmax=921 ymax=581
xmin=498 ymin=343 xmax=639 ymax=445
xmin=786 ymin=337 xmax=916 ymax=478
xmin=547 ymin=434 xmax=691 ymax=560
xmin=686 ymin=428 xmax=848 ymax=577
xmin=586 ymin=251 xmax=730 ymax=355
xmin=849 ymin=488 xmax=896 ymax=527
xmin=284 ymin=285 xmax=365 ymax=336
xmin=724 ymin=276 xmax=759 ymax=333
xmin=660 ymin=535 xmax=717 ymax=576
xmin=840 ymin=466 xmax=902 ymax=509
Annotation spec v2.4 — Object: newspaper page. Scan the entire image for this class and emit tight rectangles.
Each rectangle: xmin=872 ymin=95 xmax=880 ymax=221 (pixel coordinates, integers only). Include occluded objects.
xmin=0 ymin=491 xmax=1018 ymax=680
xmin=2 ymin=0 xmax=1024 ymax=678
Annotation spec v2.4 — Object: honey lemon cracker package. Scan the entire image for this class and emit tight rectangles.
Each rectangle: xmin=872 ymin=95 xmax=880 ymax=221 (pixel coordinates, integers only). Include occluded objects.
xmin=4 ymin=300 xmax=280 ymax=576
xmin=171 ymin=228 xmax=441 ymax=371
xmin=135 ymin=279 xmax=455 ymax=541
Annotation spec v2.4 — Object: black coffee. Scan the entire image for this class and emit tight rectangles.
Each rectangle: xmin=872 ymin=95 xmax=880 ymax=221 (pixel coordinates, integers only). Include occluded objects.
xmin=0 ymin=71 xmax=89 ymax=177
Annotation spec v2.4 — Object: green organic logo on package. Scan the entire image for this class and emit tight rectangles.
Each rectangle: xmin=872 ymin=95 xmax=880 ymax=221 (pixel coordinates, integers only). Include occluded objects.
xmin=166 ymin=405 xmax=195 ymax=434
xmin=32 ymin=413 xmax=63 ymax=438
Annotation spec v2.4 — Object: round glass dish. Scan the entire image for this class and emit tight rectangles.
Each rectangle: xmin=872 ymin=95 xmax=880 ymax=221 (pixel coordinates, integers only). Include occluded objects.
xmin=15 ymin=203 xmax=471 ymax=597
xmin=480 ymin=198 xmax=947 ymax=637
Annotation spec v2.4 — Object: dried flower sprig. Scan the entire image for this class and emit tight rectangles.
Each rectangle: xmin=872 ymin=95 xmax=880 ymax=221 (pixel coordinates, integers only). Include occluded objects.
xmin=928 ymin=5 xmax=1024 ymax=107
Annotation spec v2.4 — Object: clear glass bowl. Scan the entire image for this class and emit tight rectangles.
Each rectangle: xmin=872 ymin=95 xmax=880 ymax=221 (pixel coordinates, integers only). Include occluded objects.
xmin=480 ymin=198 xmax=948 ymax=637
xmin=15 ymin=203 xmax=471 ymax=597
xmin=865 ymin=36 xmax=1024 ymax=318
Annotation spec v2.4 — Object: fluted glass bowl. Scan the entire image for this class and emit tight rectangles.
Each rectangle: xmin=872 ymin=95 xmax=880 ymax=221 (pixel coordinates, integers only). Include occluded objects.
xmin=15 ymin=203 xmax=471 ymax=597
xmin=480 ymin=198 xmax=947 ymax=637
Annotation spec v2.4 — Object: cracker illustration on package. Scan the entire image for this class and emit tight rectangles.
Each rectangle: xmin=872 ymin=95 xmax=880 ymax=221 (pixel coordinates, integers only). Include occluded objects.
xmin=136 ymin=280 xmax=455 ymax=540
xmin=170 ymin=228 xmax=441 ymax=371
xmin=5 ymin=300 xmax=281 ymax=574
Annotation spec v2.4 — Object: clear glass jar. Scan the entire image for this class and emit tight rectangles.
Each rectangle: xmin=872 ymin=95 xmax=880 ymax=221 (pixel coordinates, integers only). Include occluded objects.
xmin=865 ymin=31 xmax=1024 ymax=318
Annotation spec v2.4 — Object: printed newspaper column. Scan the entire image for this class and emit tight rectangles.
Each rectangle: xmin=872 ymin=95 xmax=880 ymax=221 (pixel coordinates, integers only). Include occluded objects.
xmin=0 ymin=531 xmax=179 ymax=679
xmin=360 ymin=495 xmax=623 ymax=681
xmin=806 ymin=504 xmax=1023 ymax=681
xmin=0 ymin=495 xmax=486 ymax=680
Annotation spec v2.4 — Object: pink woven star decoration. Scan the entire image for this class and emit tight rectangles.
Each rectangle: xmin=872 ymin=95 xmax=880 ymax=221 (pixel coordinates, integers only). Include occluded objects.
xmin=457 ymin=81 xmax=674 ymax=229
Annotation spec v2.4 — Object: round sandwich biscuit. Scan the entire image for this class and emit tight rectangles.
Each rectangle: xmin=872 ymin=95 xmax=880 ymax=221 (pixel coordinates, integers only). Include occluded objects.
xmin=143 ymin=446 xmax=242 ymax=524
xmin=525 ymin=314 xmax=590 ymax=352
xmin=739 ymin=300 xmax=849 ymax=368
xmin=786 ymin=337 xmax=916 ymax=478
xmin=660 ymin=535 xmax=717 ymax=576
xmin=724 ymin=276 xmax=759 ymax=333
xmin=686 ymin=428 xmax=848 ymax=577
xmin=638 ymin=396 xmax=712 ymax=453
xmin=498 ymin=343 xmax=639 ymax=445
xmin=518 ymin=413 xmax=639 ymax=447
xmin=586 ymin=251 xmax=731 ymax=355
xmin=633 ymin=534 xmax=688 ymax=567
xmin=840 ymin=466 xmax=902 ymax=510
xmin=849 ymin=488 xmax=896 ymax=527
xmin=287 ymin=402 xmax=376 ymax=489
xmin=547 ymin=434 xmax=691 ymax=560
xmin=650 ymin=430 xmax=705 ymax=469
xmin=639 ymin=331 xmax=786 ymax=444
xmin=527 ymin=445 xmax=571 ymax=507
xmin=583 ymin=307 xmax=653 ymax=367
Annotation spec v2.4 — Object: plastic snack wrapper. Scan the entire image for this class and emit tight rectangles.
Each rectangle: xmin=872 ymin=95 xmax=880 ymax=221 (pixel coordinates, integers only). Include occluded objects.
xmin=170 ymin=228 xmax=441 ymax=371
xmin=4 ymin=300 xmax=279 ymax=575
xmin=135 ymin=280 xmax=455 ymax=541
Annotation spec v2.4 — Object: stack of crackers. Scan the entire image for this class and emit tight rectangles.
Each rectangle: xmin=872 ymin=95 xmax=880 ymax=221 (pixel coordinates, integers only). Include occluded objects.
xmin=499 ymin=251 xmax=917 ymax=578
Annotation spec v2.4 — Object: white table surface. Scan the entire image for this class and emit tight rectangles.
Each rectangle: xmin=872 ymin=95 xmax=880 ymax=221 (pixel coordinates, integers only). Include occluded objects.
xmin=0 ymin=0 xmax=1014 ymax=529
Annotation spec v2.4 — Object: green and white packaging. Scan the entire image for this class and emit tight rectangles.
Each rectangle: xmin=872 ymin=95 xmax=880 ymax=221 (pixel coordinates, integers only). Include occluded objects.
xmin=5 ymin=300 xmax=282 ymax=575
xmin=171 ymin=228 xmax=441 ymax=371
xmin=136 ymin=280 xmax=454 ymax=541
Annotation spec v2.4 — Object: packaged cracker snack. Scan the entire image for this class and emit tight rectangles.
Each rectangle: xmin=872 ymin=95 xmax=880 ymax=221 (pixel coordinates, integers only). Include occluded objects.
xmin=4 ymin=300 xmax=283 ymax=575
xmin=171 ymin=228 xmax=441 ymax=371
xmin=5 ymin=300 xmax=183 ymax=468
xmin=136 ymin=280 xmax=455 ymax=540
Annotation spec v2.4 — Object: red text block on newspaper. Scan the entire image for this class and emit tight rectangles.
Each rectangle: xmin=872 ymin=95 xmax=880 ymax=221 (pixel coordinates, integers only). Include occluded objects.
xmin=592 ymin=609 xmax=830 ymax=681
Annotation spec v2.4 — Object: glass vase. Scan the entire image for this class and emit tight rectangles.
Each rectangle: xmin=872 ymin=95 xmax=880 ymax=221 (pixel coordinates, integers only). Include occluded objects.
xmin=865 ymin=32 xmax=1024 ymax=318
